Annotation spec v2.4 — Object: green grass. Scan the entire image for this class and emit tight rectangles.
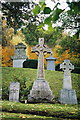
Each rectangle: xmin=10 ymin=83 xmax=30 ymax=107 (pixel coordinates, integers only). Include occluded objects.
xmin=2 ymin=67 xmax=79 ymax=100
xmin=1 ymin=112 xmax=53 ymax=119
xmin=1 ymin=100 xmax=79 ymax=119
xmin=1 ymin=67 xmax=80 ymax=119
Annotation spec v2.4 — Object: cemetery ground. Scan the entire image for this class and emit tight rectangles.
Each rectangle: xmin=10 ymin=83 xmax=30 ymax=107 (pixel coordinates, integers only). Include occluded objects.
xmin=1 ymin=67 xmax=80 ymax=119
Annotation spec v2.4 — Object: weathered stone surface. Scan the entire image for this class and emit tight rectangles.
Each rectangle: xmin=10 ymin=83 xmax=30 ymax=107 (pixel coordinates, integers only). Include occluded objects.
xmin=60 ymin=60 xmax=74 ymax=89
xmin=28 ymin=80 xmax=54 ymax=103
xmin=59 ymin=89 xmax=77 ymax=104
xmin=59 ymin=60 xmax=77 ymax=104
xmin=12 ymin=43 xmax=28 ymax=68
xmin=46 ymin=53 xmax=56 ymax=71
xmin=13 ymin=59 xmax=26 ymax=68
xmin=28 ymin=38 xmax=54 ymax=103
xmin=9 ymin=82 xmax=20 ymax=102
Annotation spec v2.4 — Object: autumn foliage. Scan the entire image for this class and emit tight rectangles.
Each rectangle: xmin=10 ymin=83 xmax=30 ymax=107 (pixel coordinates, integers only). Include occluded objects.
xmin=55 ymin=50 xmax=71 ymax=64
xmin=27 ymin=46 xmax=38 ymax=60
xmin=2 ymin=46 xmax=15 ymax=67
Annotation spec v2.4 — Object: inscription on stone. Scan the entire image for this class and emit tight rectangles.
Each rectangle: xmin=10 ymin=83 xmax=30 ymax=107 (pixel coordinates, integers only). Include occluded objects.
xmin=9 ymin=82 xmax=20 ymax=102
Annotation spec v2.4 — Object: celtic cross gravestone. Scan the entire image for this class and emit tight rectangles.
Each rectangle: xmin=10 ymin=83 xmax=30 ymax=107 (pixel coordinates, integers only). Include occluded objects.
xmin=59 ymin=60 xmax=77 ymax=104
xmin=28 ymin=38 xmax=54 ymax=103
xmin=60 ymin=59 xmax=74 ymax=89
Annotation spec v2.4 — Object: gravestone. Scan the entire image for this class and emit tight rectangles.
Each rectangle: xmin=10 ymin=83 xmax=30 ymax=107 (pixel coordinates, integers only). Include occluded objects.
xmin=28 ymin=38 xmax=54 ymax=103
xmin=9 ymin=82 xmax=20 ymax=102
xmin=59 ymin=60 xmax=77 ymax=104
xmin=46 ymin=52 xmax=56 ymax=71
xmin=12 ymin=43 xmax=28 ymax=68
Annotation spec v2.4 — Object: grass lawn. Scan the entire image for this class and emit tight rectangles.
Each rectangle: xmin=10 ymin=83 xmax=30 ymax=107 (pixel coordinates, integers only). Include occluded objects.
xmin=1 ymin=100 xmax=79 ymax=119
xmin=2 ymin=67 xmax=79 ymax=101
xmin=1 ymin=67 xmax=80 ymax=119
xmin=1 ymin=112 xmax=54 ymax=119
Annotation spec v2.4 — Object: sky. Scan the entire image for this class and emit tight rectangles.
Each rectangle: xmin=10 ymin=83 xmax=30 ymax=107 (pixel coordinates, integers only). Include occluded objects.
xmin=33 ymin=0 xmax=69 ymax=10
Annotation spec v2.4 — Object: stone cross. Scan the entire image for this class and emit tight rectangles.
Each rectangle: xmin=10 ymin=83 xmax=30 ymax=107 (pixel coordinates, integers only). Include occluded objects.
xmin=9 ymin=82 xmax=20 ymax=102
xmin=28 ymin=38 xmax=54 ymax=103
xmin=32 ymin=38 xmax=51 ymax=80
xmin=60 ymin=60 xmax=74 ymax=89
xmin=59 ymin=60 xmax=77 ymax=104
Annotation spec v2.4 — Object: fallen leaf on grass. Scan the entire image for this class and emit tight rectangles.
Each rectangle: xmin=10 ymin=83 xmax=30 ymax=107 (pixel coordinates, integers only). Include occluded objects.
xmin=19 ymin=115 xmax=28 ymax=118
xmin=69 ymin=112 xmax=76 ymax=114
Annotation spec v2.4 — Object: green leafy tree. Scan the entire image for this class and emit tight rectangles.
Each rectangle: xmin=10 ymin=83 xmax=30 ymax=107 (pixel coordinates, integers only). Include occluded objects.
xmin=32 ymin=1 xmax=80 ymax=38
xmin=22 ymin=23 xmax=62 ymax=47
xmin=2 ymin=1 xmax=37 ymax=32
xmin=58 ymin=35 xmax=80 ymax=55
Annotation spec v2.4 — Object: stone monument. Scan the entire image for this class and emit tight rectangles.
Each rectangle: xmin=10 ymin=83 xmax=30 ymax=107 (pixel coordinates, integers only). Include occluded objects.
xmin=28 ymin=38 xmax=54 ymax=103
xmin=9 ymin=82 xmax=20 ymax=102
xmin=12 ymin=43 xmax=28 ymax=68
xmin=59 ymin=60 xmax=77 ymax=104
xmin=46 ymin=52 xmax=56 ymax=71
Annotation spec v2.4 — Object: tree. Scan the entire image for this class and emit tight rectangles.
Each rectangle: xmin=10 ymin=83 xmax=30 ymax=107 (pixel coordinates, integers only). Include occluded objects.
xmin=54 ymin=34 xmax=80 ymax=66
xmin=1 ymin=1 xmax=38 ymax=33
xmin=32 ymin=1 xmax=80 ymax=38
xmin=2 ymin=46 xmax=15 ymax=67
xmin=22 ymin=23 xmax=62 ymax=46
xmin=1 ymin=1 xmax=47 ymax=46
xmin=2 ymin=22 xmax=14 ymax=46
xmin=58 ymin=35 xmax=80 ymax=55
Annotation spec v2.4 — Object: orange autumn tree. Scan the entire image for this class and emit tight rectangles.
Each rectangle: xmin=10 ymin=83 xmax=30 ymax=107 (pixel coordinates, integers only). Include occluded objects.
xmin=2 ymin=20 xmax=15 ymax=67
xmin=55 ymin=49 xmax=71 ymax=64
xmin=27 ymin=46 xmax=38 ymax=60
xmin=2 ymin=46 xmax=15 ymax=67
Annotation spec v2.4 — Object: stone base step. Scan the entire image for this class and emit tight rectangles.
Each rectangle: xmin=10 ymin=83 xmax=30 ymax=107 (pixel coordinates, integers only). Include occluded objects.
xmin=28 ymin=79 xmax=54 ymax=103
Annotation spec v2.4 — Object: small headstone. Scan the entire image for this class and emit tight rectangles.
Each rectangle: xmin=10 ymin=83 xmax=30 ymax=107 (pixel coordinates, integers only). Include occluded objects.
xmin=46 ymin=52 xmax=56 ymax=71
xmin=9 ymin=82 xmax=20 ymax=102
xmin=25 ymin=100 xmax=27 ymax=104
xmin=28 ymin=38 xmax=54 ymax=103
xmin=59 ymin=60 xmax=77 ymax=104
xmin=12 ymin=43 xmax=28 ymax=68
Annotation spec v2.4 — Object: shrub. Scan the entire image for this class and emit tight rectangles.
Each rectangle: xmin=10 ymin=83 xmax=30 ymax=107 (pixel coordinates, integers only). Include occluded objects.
xmin=55 ymin=64 xmax=61 ymax=71
xmin=2 ymin=86 xmax=9 ymax=100
xmin=73 ymin=67 xmax=80 ymax=74
xmin=19 ymin=77 xmax=33 ymax=102
xmin=23 ymin=59 xmax=38 ymax=69
xmin=2 ymin=76 xmax=33 ymax=102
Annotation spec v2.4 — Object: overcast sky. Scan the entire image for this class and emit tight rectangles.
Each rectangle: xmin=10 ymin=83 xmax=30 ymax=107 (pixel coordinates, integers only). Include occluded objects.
xmin=33 ymin=0 xmax=69 ymax=10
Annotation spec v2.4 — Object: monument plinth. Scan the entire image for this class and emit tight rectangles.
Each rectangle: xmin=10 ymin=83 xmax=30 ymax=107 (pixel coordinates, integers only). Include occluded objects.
xmin=12 ymin=43 xmax=28 ymax=68
xmin=46 ymin=53 xmax=56 ymax=71
xmin=28 ymin=38 xmax=54 ymax=103
xmin=59 ymin=60 xmax=77 ymax=104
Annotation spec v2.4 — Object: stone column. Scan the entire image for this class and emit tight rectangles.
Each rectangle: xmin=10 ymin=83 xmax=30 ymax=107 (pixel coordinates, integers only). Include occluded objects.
xmin=46 ymin=53 xmax=56 ymax=71
xmin=12 ymin=43 xmax=28 ymax=68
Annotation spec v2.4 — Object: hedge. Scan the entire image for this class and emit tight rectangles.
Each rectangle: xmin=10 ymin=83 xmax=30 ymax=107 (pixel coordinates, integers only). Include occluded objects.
xmin=23 ymin=59 xmax=38 ymax=69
